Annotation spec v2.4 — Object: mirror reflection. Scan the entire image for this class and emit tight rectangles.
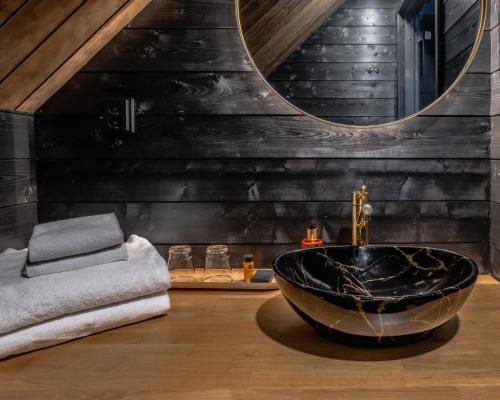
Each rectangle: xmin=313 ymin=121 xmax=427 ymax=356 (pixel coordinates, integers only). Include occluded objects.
xmin=239 ymin=0 xmax=483 ymax=126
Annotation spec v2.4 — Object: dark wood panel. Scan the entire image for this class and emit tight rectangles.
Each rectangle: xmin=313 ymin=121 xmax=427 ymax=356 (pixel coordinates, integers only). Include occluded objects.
xmin=323 ymin=116 xmax=397 ymax=125
xmin=491 ymin=115 xmax=500 ymax=159
xmin=291 ymin=98 xmax=397 ymax=117
xmin=445 ymin=0 xmax=478 ymax=32
xmin=491 ymin=67 xmax=500 ymax=116
xmin=0 ymin=203 xmax=37 ymax=251
xmin=445 ymin=45 xmax=475 ymax=87
xmin=37 ymin=159 xmax=489 ymax=202
xmin=129 ymin=0 xmax=236 ymax=28
xmin=323 ymin=8 xmax=397 ymax=27
xmin=421 ymin=73 xmax=490 ymax=116
xmin=266 ymin=4 xmax=400 ymax=123
xmin=38 ymin=201 xmax=489 ymax=244
xmin=444 ymin=1 xmax=481 ymax=63
xmin=270 ymin=62 xmax=398 ymax=81
xmin=491 ymin=25 xmax=499 ymax=73
xmin=491 ymin=0 xmax=499 ymax=31
xmin=468 ymin=29 xmax=491 ymax=73
xmin=33 ymin=0 xmax=494 ymax=273
xmin=0 ymin=108 xmax=36 ymax=251
xmin=39 ymin=71 xmax=489 ymax=117
xmin=0 ymin=110 xmax=33 ymax=159
xmin=490 ymin=201 xmax=500 ymax=247
xmin=83 ymin=29 xmax=252 ymax=72
xmin=39 ymin=72 xmax=296 ymax=115
xmin=286 ymin=44 xmax=397 ymax=63
xmin=155 ymin=242 xmax=490 ymax=271
xmin=336 ymin=0 xmax=401 ymax=8
xmin=271 ymin=80 xmax=397 ymax=99
xmin=491 ymin=243 xmax=500 ymax=278
xmin=35 ymin=115 xmax=491 ymax=159
xmin=491 ymin=160 xmax=500 ymax=203
xmin=495 ymin=34 xmax=499 ymax=281
xmin=305 ymin=26 xmax=396 ymax=45
xmin=0 ymin=159 xmax=36 ymax=207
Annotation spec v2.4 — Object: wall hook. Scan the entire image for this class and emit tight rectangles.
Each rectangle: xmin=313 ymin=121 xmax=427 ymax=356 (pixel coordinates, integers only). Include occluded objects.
xmin=368 ymin=64 xmax=381 ymax=74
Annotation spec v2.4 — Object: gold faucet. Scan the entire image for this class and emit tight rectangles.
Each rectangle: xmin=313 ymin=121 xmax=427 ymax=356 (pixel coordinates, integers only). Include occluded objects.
xmin=352 ymin=185 xmax=373 ymax=246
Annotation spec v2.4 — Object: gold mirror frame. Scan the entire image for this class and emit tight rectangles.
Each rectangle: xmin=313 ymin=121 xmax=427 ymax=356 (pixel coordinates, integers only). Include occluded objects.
xmin=235 ymin=0 xmax=488 ymax=129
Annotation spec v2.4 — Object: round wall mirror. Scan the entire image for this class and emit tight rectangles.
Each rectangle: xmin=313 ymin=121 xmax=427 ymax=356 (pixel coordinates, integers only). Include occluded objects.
xmin=237 ymin=0 xmax=486 ymax=127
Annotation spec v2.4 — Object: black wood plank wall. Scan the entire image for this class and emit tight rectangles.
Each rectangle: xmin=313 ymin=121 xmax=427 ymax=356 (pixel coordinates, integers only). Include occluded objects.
xmin=35 ymin=0 xmax=491 ymax=271
xmin=0 ymin=109 xmax=37 ymax=251
xmin=268 ymin=0 xmax=400 ymax=126
xmin=490 ymin=0 xmax=500 ymax=277
xmin=444 ymin=0 xmax=481 ymax=86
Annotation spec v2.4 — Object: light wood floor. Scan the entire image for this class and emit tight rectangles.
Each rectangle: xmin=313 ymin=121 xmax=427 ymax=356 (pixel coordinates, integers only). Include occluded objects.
xmin=0 ymin=276 xmax=499 ymax=400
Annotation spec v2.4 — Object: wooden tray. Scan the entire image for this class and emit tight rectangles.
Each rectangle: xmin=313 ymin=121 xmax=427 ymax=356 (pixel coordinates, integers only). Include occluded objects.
xmin=170 ymin=268 xmax=279 ymax=290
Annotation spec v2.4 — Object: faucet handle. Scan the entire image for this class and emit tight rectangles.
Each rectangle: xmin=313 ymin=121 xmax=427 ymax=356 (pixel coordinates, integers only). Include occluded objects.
xmin=362 ymin=203 xmax=373 ymax=218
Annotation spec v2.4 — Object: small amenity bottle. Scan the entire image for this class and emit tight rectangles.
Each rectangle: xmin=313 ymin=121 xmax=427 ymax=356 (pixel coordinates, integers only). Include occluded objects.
xmin=243 ymin=254 xmax=255 ymax=283
xmin=301 ymin=223 xmax=324 ymax=248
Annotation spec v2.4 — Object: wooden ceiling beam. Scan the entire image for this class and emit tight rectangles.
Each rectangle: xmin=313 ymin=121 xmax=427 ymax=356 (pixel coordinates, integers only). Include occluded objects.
xmin=0 ymin=0 xmax=27 ymax=26
xmin=17 ymin=0 xmax=152 ymax=113
xmin=0 ymin=0 xmax=129 ymax=110
xmin=0 ymin=0 xmax=151 ymax=113
xmin=0 ymin=0 xmax=85 ymax=82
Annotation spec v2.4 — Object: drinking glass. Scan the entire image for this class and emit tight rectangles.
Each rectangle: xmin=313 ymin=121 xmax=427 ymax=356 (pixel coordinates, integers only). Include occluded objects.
xmin=204 ymin=245 xmax=232 ymax=282
xmin=167 ymin=245 xmax=196 ymax=282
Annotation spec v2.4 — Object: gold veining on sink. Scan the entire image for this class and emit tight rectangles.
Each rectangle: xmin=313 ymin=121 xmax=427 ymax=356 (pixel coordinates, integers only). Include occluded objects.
xmin=272 ymin=183 xmax=479 ymax=344
xmin=273 ymin=244 xmax=478 ymax=344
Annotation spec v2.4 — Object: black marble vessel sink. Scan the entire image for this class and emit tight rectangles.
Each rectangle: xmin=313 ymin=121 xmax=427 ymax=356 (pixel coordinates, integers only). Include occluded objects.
xmin=273 ymin=246 xmax=478 ymax=345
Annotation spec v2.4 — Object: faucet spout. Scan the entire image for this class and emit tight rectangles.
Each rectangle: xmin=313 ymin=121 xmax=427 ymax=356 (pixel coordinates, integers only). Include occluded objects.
xmin=352 ymin=185 xmax=373 ymax=246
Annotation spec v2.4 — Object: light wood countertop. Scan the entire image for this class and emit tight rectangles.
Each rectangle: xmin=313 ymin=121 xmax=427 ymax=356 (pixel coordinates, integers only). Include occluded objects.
xmin=0 ymin=276 xmax=498 ymax=400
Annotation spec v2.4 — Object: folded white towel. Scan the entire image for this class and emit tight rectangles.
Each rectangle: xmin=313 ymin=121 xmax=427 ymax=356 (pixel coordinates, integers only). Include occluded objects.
xmin=0 ymin=292 xmax=170 ymax=360
xmin=0 ymin=235 xmax=170 ymax=335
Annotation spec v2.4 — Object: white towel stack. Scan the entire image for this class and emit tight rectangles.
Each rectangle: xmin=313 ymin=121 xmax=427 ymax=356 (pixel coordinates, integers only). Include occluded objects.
xmin=0 ymin=215 xmax=171 ymax=359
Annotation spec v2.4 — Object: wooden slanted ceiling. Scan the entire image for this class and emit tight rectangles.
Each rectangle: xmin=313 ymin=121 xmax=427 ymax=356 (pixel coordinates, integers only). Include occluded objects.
xmin=239 ymin=0 xmax=346 ymax=77
xmin=0 ymin=0 xmax=151 ymax=112
xmin=0 ymin=0 xmax=25 ymax=25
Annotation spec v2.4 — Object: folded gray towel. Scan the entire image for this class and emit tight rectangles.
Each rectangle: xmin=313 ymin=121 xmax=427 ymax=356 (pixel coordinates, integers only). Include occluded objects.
xmin=24 ymin=243 xmax=128 ymax=278
xmin=0 ymin=235 xmax=170 ymax=336
xmin=28 ymin=213 xmax=124 ymax=263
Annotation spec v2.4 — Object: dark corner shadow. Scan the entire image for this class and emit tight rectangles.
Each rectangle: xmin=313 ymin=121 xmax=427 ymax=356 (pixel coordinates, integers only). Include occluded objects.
xmin=256 ymin=295 xmax=459 ymax=361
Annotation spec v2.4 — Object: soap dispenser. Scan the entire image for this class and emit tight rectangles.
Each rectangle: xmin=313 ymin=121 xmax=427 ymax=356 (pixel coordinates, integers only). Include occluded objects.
xmin=301 ymin=223 xmax=324 ymax=248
